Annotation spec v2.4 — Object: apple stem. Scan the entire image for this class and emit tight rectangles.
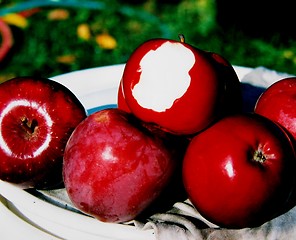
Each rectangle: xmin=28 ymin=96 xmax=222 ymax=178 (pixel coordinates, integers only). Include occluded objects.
xmin=178 ymin=34 xmax=185 ymax=43
xmin=21 ymin=118 xmax=38 ymax=134
xmin=253 ymin=150 xmax=266 ymax=164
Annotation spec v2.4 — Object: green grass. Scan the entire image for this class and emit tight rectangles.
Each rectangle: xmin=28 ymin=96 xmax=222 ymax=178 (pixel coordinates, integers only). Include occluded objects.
xmin=1 ymin=0 xmax=296 ymax=82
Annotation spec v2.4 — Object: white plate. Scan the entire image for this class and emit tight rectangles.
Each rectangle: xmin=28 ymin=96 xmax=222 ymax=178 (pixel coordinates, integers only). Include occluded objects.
xmin=0 ymin=64 xmax=293 ymax=240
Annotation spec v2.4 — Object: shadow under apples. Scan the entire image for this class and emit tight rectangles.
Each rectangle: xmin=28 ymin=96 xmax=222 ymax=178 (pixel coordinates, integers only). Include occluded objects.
xmin=241 ymin=83 xmax=265 ymax=113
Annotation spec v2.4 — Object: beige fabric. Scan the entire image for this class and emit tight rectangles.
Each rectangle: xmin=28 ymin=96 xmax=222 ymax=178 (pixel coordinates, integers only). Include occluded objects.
xmin=136 ymin=199 xmax=296 ymax=240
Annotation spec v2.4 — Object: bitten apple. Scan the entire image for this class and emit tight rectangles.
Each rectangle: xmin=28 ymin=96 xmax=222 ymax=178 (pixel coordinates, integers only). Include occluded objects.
xmin=119 ymin=36 xmax=242 ymax=135
xmin=183 ymin=113 xmax=296 ymax=228
xmin=255 ymin=77 xmax=296 ymax=141
xmin=63 ymin=108 xmax=181 ymax=223
xmin=0 ymin=77 xmax=87 ymax=188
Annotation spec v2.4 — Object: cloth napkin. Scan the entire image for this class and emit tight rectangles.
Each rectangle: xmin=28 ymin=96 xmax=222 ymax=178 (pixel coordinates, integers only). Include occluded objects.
xmin=134 ymin=197 xmax=296 ymax=240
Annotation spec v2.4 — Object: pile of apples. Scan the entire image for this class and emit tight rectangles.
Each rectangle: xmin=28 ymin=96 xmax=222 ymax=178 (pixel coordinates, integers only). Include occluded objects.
xmin=1 ymin=36 xmax=296 ymax=229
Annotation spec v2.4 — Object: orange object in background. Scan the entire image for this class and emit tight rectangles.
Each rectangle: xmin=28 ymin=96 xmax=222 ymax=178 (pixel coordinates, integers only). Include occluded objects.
xmin=95 ymin=33 xmax=117 ymax=50
xmin=1 ymin=13 xmax=28 ymax=29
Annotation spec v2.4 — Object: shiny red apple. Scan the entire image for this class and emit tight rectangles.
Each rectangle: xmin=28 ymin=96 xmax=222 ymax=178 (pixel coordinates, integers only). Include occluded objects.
xmin=63 ymin=108 xmax=182 ymax=223
xmin=0 ymin=77 xmax=87 ymax=188
xmin=183 ymin=113 xmax=296 ymax=228
xmin=255 ymin=77 xmax=296 ymax=141
xmin=119 ymin=36 xmax=242 ymax=135
xmin=117 ymin=78 xmax=131 ymax=113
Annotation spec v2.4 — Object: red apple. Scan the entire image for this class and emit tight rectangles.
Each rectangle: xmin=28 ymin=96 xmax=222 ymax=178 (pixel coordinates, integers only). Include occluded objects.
xmin=117 ymin=78 xmax=131 ymax=113
xmin=255 ymin=77 xmax=296 ymax=141
xmin=120 ymin=36 xmax=242 ymax=135
xmin=0 ymin=77 xmax=87 ymax=188
xmin=183 ymin=113 xmax=296 ymax=228
xmin=63 ymin=108 xmax=182 ymax=223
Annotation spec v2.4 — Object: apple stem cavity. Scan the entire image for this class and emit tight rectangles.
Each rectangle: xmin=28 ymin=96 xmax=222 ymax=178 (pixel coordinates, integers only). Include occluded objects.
xmin=178 ymin=34 xmax=185 ymax=43
xmin=21 ymin=117 xmax=38 ymax=134
xmin=253 ymin=149 xmax=266 ymax=164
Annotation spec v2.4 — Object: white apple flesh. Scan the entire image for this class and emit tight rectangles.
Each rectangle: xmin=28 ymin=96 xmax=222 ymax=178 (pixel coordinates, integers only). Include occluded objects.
xmin=131 ymin=41 xmax=195 ymax=112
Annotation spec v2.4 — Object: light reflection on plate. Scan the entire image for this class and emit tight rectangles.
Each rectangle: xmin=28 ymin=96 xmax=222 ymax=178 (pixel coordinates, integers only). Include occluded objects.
xmin=1 ymin=64 xmax=282 ymax=240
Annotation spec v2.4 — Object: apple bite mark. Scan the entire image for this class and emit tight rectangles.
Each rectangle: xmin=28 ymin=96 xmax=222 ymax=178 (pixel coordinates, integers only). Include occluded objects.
xmin=0 ymin=99 xmax=53 ymax=159
xmin=131 ymin=41 xmax=195 ymax=112
xmin=121 ymin=37 xmax=242 ymax=135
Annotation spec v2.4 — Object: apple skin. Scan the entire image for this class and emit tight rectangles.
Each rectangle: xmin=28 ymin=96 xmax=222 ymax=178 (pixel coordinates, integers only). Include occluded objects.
xmin=117 ymin=78 xmax=131 ymax=113
xmin=63 ymin=108 xmax=181 ymax=223
xmin=182 ymin=113 xmax=296 ymax=228
xmin=255 ymin=77 xmax=296 ymax=141
xmin=0 ymin=77 xmax=87 ymax=189
xmin=120 ymin=38 xmax=242 ymax=135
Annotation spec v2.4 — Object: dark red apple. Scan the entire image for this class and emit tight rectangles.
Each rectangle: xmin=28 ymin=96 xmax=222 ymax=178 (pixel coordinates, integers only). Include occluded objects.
xmin=120 ymin=36 xmax=242 ymax=135
xmin=183 ymin=113 xmax=296 ymax=228
xmin=0 ymin=77 xmax=87 ymax=188
xmin=255 ymin=77 xmax=296 ymax=141
xmin=117 ymin=78 xmax=131 ymax=113
xmin=63 ymin=108 xmax=181 ymax=223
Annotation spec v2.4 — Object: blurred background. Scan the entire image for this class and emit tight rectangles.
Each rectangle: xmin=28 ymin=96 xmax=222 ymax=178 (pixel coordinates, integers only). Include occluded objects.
xmin=1 ymin=0 xmax=296 ymax=83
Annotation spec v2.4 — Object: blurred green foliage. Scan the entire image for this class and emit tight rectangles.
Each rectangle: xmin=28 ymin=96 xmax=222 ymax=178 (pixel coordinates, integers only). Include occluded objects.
xmin=1 ymin=0 xmax=296 ymax=82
